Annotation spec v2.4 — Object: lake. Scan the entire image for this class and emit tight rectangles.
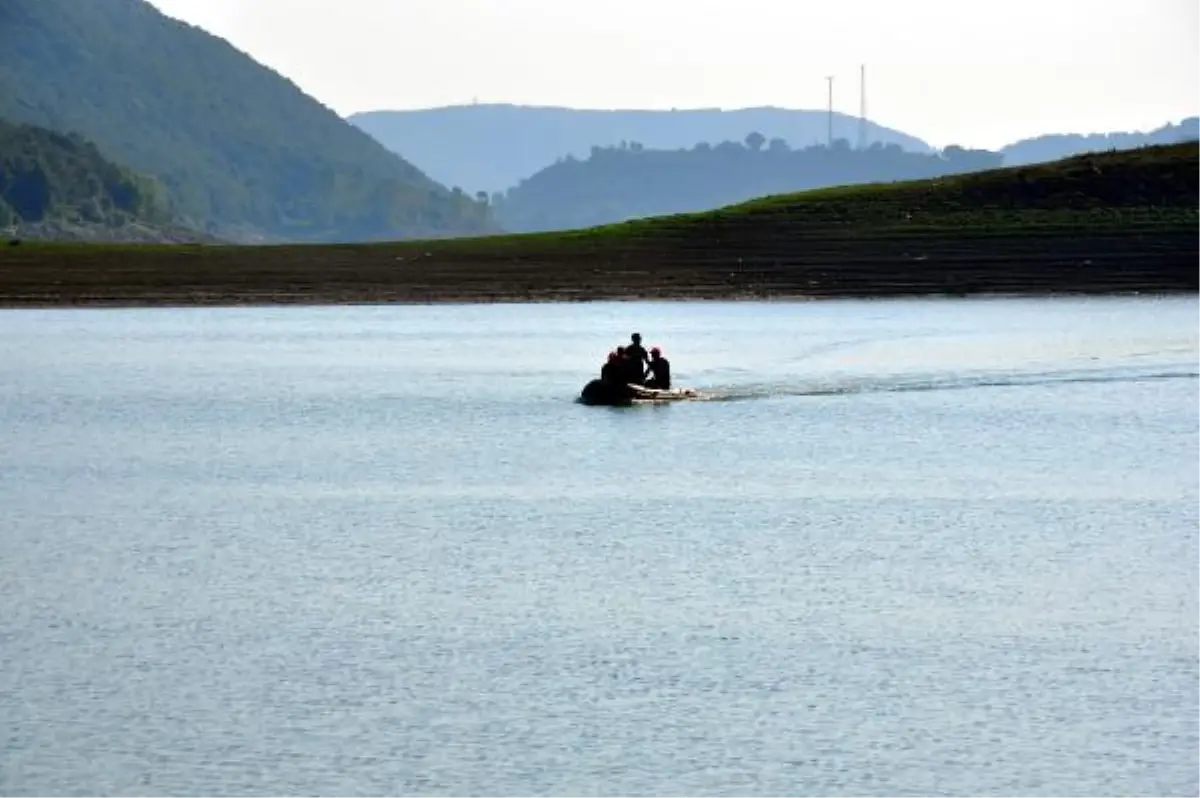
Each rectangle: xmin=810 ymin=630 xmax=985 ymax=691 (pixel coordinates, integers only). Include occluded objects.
xmin=1 ymin=296 xmax=1196 ymax=796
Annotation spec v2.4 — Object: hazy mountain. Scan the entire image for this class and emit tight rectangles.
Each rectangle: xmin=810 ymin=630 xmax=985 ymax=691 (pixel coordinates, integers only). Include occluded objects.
xmin=349 ymin=104 xmax=934 ymax=195
xmin=0 ymin=0 xmax=492 ymax=242
xmin=492 ymin=138 xmax=1002 ymax=233
xmin=1001 ymin=117 xmax=1199 ymax=166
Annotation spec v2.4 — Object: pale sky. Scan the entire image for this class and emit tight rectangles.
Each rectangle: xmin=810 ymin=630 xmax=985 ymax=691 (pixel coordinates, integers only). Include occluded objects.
xmin=149 ymin=0 xmax=1198 ymax=149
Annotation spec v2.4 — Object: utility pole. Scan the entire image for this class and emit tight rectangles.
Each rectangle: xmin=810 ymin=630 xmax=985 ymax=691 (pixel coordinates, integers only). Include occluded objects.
xmin=826 ymin=75 xmax=834 ymax=147
xmin=858 ymin=64 xmax=868 ymax=150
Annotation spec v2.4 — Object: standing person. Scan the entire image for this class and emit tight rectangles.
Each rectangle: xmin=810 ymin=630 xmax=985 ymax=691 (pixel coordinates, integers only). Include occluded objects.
xmin=645 ymin=347 xmax=671 ymax=390
xmin=625 ymin=333 xmax=650 ymax=385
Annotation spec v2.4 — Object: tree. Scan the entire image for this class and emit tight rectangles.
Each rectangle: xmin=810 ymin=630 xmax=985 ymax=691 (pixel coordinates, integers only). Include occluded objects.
xmin=744 ymin=131 xmax=766 ymax=152
xmin=491 ymin=130 xmax=1012 ymax=234
xmin=6 ymin=163 xmax=51 ymax=221
xmin=940 ymin=145 xmax=1004 ymax=172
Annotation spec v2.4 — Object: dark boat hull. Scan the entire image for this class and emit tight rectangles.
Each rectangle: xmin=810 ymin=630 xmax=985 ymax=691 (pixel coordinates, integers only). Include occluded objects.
xmin=579 ymin=380 xmax=699 ymax=406
xmin=579 ymin=378 xmax=634 ymax=406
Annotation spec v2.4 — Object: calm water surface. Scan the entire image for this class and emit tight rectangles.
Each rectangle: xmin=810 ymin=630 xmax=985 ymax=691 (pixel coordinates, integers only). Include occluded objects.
xmin=1 ymin=297 xmax=1197 ymax=796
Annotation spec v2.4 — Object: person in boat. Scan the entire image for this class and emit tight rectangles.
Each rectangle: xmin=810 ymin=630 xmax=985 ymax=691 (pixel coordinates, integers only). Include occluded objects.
xmin=600 ymin=350 xmax=623 ymax=383
xmin=581 ymin=350 xmax=634 ymax=405
xmin=611 ymin=345 xmax=639 ymax=386
xmin=625 ymin=333 xmax=650 ymax=385
xmin=612 ymin=346 xmax=628 ymax=380
xmin=644 ymin=346 xmax=671 ymax=390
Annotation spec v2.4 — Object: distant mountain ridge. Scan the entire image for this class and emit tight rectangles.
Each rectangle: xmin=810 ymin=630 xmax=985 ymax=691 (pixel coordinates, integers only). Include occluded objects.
xmin=1000 ymin=117 xmax=1199 ymax=166
xmin=349 ymin=104 xmax=933 ymax=195
xmin=0 ymin=0 xmax=491 ymax=242
xmin=491 ymin=138 xmax=1003 ymax=233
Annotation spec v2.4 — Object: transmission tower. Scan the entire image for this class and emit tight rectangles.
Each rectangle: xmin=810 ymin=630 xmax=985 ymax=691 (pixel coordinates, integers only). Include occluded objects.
xmin=825 ymin=75 xmax=834 ymax=147
xmin=857 ymin=65 xmax=868 ymax=150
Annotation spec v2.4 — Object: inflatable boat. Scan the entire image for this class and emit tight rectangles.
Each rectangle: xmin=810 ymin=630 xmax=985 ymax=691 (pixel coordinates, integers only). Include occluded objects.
xmin=579 ymin=379 xmax=699 ymax=406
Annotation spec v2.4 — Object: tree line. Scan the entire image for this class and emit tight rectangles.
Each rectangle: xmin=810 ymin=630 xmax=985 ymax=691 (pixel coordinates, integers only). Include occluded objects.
xmin=490 ymin=135 xmax=1004 ymax=233
xmin=0 ymin=118 xmax=168 ymax=230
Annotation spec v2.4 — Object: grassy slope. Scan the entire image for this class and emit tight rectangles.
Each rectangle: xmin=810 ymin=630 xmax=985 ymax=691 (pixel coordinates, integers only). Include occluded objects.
xmin=486 ymin=139 xmax=1197 ymax=245
xmin=1 ymin=143 xmax=1196 ymax=305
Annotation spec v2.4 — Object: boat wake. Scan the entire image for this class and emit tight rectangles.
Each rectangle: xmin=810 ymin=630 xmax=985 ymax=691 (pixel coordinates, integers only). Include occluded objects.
xmin=688 ymin=364 xmax=1199 ymax=403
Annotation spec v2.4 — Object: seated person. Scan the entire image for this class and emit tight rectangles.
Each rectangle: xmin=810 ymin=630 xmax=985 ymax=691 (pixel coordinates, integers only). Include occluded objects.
xmin=645 ymin=347 xmax=671 ymax=390
xmin=600 ymin=351 xmax=622 ymax=383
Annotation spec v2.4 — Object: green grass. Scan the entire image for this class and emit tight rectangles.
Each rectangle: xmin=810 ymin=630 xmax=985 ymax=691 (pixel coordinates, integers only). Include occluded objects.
xmin=11 ymin=141 xmax=1196 ymax=258
xmin=413 ymin=140 xmax=1197 ymax=255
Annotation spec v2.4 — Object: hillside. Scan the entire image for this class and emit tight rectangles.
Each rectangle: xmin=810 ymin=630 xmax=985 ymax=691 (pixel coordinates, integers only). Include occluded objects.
xmin=492 ymin=138 xmax=1002 ymax=233
xmin=1001 ymin=117 xmax=1199 ymax=166
xmin=0 ymin=117 xmax=218 ymax=242
xmin=0 ymin=0 xmax=491 ymax=242
xmin=2 ymin=143 xmax=1194 ymax=305
xmin=349 ymin=104 xmax=933 ymax=195
xmin=0 ymin=118 xmax=162 ymax=228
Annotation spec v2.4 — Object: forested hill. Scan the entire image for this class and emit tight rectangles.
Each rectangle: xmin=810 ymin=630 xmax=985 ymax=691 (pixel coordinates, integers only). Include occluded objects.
xmin=349 ymin=104 xmax=933 ymax=195
xmin=1001 ymin=117 xmax=1199 ymax=166
xmin=492 ymin=137 xmax=1003 ymax=233
xmin=0 ymin=117 xmax=201 ymax=241
xmin=0 ymin=0 xmax=491 ymax=242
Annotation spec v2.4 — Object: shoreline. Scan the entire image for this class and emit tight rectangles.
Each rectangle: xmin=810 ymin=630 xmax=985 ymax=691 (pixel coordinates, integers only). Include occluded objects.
xmin=3 ymin=142 xmax=1195 ymax=308
xmin=0 ymin=287 xmax=1188 ymax=310
xmin=0 ymin=230 xmax=1194 ymax=308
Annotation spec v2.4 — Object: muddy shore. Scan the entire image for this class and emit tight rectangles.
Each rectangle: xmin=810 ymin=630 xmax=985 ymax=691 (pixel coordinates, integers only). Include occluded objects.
xmin=0 ymin=224 xmax=1195 ymax=308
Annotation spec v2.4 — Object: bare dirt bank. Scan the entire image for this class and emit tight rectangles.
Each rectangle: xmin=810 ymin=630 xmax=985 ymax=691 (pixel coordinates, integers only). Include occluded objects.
xmin=0 ymin=227 xmax=1195 ymax=308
